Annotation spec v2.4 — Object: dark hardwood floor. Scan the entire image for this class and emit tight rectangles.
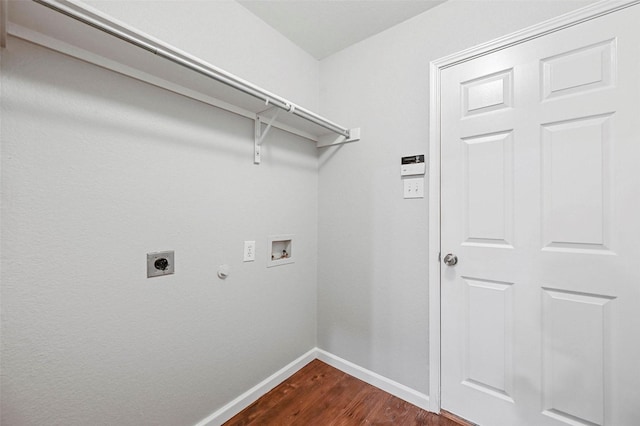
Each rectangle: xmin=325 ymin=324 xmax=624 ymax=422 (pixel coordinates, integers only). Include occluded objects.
xmin=224 ymin=359 xmax=465 ymax=425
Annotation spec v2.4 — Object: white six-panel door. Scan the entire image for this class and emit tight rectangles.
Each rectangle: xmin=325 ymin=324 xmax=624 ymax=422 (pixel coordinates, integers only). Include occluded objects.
xmin=440 ymin=4 xmax=640 ymax=425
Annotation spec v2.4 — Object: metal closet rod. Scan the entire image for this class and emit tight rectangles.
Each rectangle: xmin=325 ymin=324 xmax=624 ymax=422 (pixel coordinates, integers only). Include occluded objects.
xmin=33 ymin=0 xmax=351 ymax=138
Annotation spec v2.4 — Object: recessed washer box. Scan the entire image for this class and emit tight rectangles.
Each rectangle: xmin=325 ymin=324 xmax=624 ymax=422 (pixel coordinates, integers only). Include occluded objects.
xmin=268 ymin=235 xmax=294 ymax=267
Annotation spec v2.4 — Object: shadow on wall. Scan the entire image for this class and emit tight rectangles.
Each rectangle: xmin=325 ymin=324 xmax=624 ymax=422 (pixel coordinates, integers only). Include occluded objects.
xmin=317 ymin=141 xmax=376 ymax=369
xmin=5 ymin=38 xmax=318 ymax=171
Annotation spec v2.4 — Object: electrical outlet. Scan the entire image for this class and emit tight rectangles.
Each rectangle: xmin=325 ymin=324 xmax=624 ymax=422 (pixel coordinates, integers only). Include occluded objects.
xmin=403 ymin=178 xmax=424 ymax=199
xmin=147 ymin=251 xmax=175 ymax=278
xmin=244 ymin=241 xmax=256 ymax=262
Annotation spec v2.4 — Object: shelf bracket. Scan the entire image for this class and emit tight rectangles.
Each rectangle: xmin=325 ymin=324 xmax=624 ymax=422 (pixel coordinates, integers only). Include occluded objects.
xmin=254 ymin=107 xmax=280 ymax=164
xmin=317 ymin=128 xmax=361 ymax=148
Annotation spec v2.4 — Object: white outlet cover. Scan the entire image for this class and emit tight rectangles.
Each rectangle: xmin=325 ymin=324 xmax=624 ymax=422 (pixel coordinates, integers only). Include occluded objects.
xmin=403 ymin=178 xmax=424 ymax=199
xmin=243 ymin=241 xmax=256 ymax=262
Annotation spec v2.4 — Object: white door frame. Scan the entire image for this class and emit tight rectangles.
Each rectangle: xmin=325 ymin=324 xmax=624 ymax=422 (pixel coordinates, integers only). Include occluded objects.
xmin=427 ymin=0 xmax=640 ymax=414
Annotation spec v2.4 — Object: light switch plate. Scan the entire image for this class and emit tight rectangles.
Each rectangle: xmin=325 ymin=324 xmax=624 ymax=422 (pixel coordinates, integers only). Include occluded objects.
xmin=404 ymin=178 xmax=424 ymax=199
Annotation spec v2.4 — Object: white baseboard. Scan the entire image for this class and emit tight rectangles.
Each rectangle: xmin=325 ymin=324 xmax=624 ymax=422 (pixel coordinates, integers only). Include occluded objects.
xmin=194 ymin=348 xmax=317 ymax=426
xmin=315 ymin=348 xmax=430 ymax=411
xmin=194 ymin=347 xmax=430 ymax=426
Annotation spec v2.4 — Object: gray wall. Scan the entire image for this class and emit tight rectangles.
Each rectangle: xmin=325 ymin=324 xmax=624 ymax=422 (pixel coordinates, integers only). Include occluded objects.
xmin=84 ymin=0 xmax=320 ymax=110
xmin=317 ymin=0 xmax=595 ymax=394
xmin=0 ymin=2 xmax=319 ymax=425
xmin=1 ymin=0 xmax=603 ymax=425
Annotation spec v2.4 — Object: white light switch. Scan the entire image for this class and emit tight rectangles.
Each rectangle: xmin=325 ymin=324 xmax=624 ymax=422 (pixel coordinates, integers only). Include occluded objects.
xmin=403 ymin=178 xmax=424 ymax=199
xmin=243 ymin=241 xmax=256 ymax=262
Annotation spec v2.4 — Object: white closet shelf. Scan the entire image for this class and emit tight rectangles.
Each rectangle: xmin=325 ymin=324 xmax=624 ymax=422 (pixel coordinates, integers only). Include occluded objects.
xmin=4 ymin=0 xmax=360 ymax=161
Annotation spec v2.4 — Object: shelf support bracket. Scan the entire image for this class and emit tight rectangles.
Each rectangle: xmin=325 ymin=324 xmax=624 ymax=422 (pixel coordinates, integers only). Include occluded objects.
xmin=254 ymin=107 xmax=280 ymax=164
xmin=317 ymin=128 xmax=361 ymax=148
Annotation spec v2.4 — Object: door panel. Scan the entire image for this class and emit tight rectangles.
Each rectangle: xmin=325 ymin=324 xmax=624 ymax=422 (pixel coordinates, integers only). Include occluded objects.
xmin=541 ymin=114 xmax=613 ymax=252
xmin=541 ymin=288 xmax=613 ymax=426
xmin=463 ymin=277 xmax=514 ymax=402
xmin=463 ymin=131 xmax=514 ymax=248
xmin=440 ymin=5 xmax=640 ymax=425
xmin=462 ymin=69 xmax=514 ymax=116
xmin=540 ymin=39 xmax=615 ymax=100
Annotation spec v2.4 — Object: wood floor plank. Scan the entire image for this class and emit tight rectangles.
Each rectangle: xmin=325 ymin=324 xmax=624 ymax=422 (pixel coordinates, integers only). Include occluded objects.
xmin=339 ymin=381 xmax=389 ymax=424
xmin=228 ymin=360 xmax=346 ymax=426
xmin=224 ymin=359 xmax=464 ymax=426
xmin=256 ymin=369 xmax=347 ymax=425
xmin=284 ymin=368 xmax=360 ymax=424
xmin=366 ymin=394 xmax=413 ymax=424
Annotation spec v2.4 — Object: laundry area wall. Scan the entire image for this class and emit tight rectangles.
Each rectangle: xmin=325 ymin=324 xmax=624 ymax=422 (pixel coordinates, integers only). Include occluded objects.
xmin=1 ymin=1 xmax=596 ymax=425
xmin=317 ymin=0 xmax=595 ymax=394
xmin=1 ymin=1 xmax=319 ymax=425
